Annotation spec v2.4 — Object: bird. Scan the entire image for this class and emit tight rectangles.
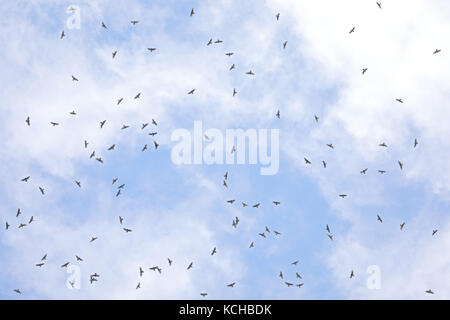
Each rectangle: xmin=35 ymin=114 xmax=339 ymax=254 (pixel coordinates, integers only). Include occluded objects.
xmin=275 ymin=13 xmax=280 ymax=20
xmin=265 ymin=226 xmax=270 ymax=233
xmin=233 ymin=88 xmax=237 ymax=97
xmin=274 ymin=230 xmax=281 ymax=235
xmin=328 ymin=234 xmax=333 ymax=241
xmin=362 ymin=68 xmax=368 ymax=74
xmin=230 ymin=64 xmax=235 ymax=70
xmin=50 ymin=122 xmax=59 ymax=126
xmin=283 ymin=41 xmax=288 ymax=49
xmin=149 ymin=132 xmax=157 ymax=136
xmin=117 ymin=98 xmax=123 ymax=105
xmin=108 ymin=144 xmax=115 ymax=151
xmin=76 ymin=255 xmax=83 ymax=262
xmin=187 ymin=262 xmax=193 ymax=270
xmin=152 ymin=119 xmax=158 ymax=126
xmin=259 ymin=232 xmax=266 ymax=238
xmin=314 ymin=114 xmax=319 ymax=122
xmin=69 ymin=110 xmax=77 ymax=115
xmin=249 ymin=242 xmax=254 ymax=248
xmin=207 ymin=38 xmax=212 ymax=46
xmin=16 ymin=208 xmax=21 ymax=217
xmin=273 ymin=201 xmax=280 ymax=205
xmin=134 ymin=92 xmax=141 ymax=99
xmin=200 ymin=293 xmax=208 ymax=297
xmin=101 ymin=22 xmax=107 ymax=29
xmin=304 ymin=157 xmax=311 ymax=164
xmin=121 ymin=125 xmax=129 ymax=130
xmin=224 ymin=171 xmax=228 ymax=180
xmin=322 ymin=160 xmax=327 ymax=168
xmin=291 ymin=260 xmax=299 ymax=266
xmin=118 ymin=184 xmax=125 ymax=189
xmin=378 ymin=170 xmax=386 ymax=174
xmin=339 ymin=194 xmax=347 ymax=198
xmin=112 ymin=51 xmax=117 ymax=58
xmin=131 ymin=20 xmax=139 ymax=25
xmin=211 ymin=247 xmax=217 ymax=255
xmin=379 ymin=142 xmax=388 ymax=147
xmin=349 ymin=27 xmax=355 ymax=34
xmin=414 ymin=138 xmax=418 ymax=148
xmin=6 ymin=222 xmax=10 ymax=230
xmin=396 ymin=98 xmax=403 ymax=103
xmin=142 ymin=144 xmax=148 ymax=152
xmin=326 ymin=224 xmax=331 ymax=233
xmin=296 ymin=283 xmax=304 ymax=288
xmin=242 ymin=202 xmax=248 ymax=207
xmin=225 ymin=52 xmax=234 ymax=56
xmin=246 ymin=70 xmax=255 ymax=75
xmin=398 ymin=160 xmax=404 ymax=170
xmin=223 ymin=180 xmax=227 ymax=188
xmin=136 ymin=282 xmax=141 ymax=290
xmin=18 ymin=223 xmax=26 ymax=228
xmin=168 ymin=258 xmax=173 ymax=266
xmin=227 ymin=199 xmax=235 ymax=204
xmin=433 ymin=49 xmax=441 ymax=54
xmin=400 ymin=222 xmax=405 ymax=230
xmin=296 ymin=272 xmax=302 ymax=279
xmin=227 ymin=282 xmax=236 ymax=288
xmin=276 ymin=110 xmax=280 ymax=119
xmin=28 ymin=216 xmax=34 ymax=224
xmin=14 ymin=289 xmax=21 ymax=294
xmin=95 ymin=157 xmax=103 ymax=163
xmin=432 ymin=229 xmax=438 ymax=236
xmin=376 ymin=2 xmax=382 ymax=9
xmin=214 ymin=39 xmax=223 ymax=44
xmin=147 ymin=48 xmax=157 ymax=52
xmin=253 ymin=203 xmax=260 ymax=208
xmin=326 ymin=143 xmax=334 ymax=149
xmin=190 ymin=8 xmax=194 ymax=16
xmin=112 ymin=178 xmax=118 ymax=185
xmin=123 ymin=228 xmax=132 ymax=233
xmin=90 ymin=237 xmax=98 ymax=243
xmin=279 ymin=271 xmax=283 ymax=279
xmin=154 ymin=141 xmax=159 ymax=150
xmin=60 ymin=30 xmax=65 ymax=39
xmin=41 ymin=254 xmax=47 ymax=261
xmin=71 ymin=75 xmax=78 ymax=81
xmin=36 ymin=263 xmax=44 ymax=267
xmin=360 ymin=168 xmax=368 ymax=174
xmin=285 ymin=282 xmax=293 ymax=287
xmin=377 ymin=214 xmax=383 ymax=223
xmin=188 ymin=88 xmax=195 ymax=95
xmin=39 ymin=187 xmax=45 ymax=195
xmin=116 ymin=189 xmax=121 ymax=197
xmin=350 ymin=270 xmax=355 ymax=279
xmin=426 ymin=289 xmax=434 ymax=294
xmin=25 ymin=116 xmax=30 ymax=126
xmin=75 ymin=180 xmax=81 ymax=188
xmin=141 ymin=123 xmax=149 ymax=130
xmin=61 ymin=262 xmax=70 ymax=268
xmin=100 ymin=120 xmax=106 ymax=128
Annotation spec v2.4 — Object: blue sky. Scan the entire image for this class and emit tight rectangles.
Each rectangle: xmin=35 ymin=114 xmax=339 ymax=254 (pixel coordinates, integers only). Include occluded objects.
xmin=1 ymin=0 xmax=450 ymax=299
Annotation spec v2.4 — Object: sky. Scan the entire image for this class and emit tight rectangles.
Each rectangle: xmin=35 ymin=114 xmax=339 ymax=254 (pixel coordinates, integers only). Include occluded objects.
xmin=1 ymin=0 xmax=450 ymax=299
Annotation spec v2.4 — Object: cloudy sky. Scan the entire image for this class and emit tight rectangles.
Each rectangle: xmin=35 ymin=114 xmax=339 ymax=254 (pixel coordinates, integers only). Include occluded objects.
xmin=1 ymin=0 xmax=450 ymax=299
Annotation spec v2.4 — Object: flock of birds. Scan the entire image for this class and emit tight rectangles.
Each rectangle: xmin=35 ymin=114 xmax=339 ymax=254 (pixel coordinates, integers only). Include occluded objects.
xmin=5 ymin=2 xmax=441 ymax=298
